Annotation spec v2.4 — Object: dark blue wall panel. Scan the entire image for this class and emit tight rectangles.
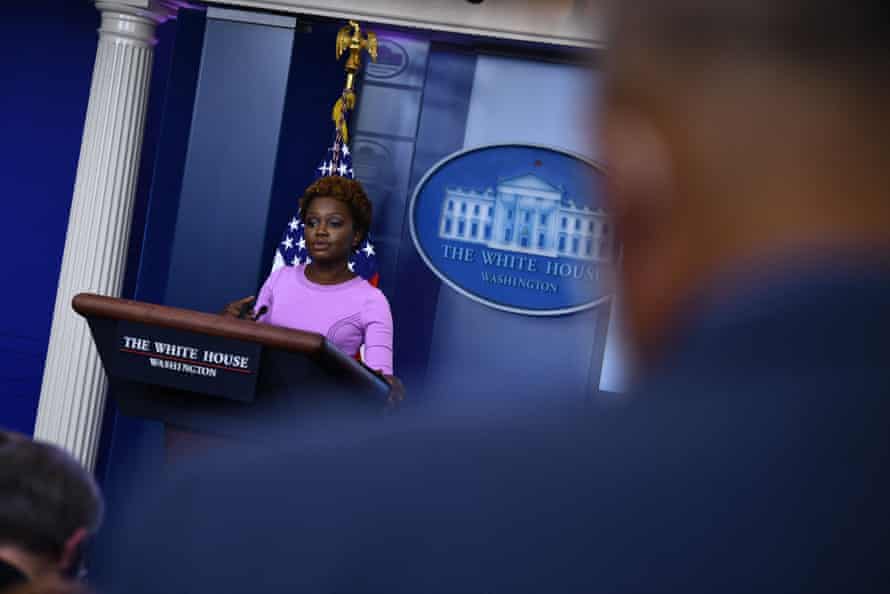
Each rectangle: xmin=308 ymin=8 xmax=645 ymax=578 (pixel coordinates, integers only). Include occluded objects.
xmin=132 ymin=8 xmax=207 ymax=306
xmin=164 ymin=14 xmax=295 ymax=313
xmin=351 ymin=32 xmax=431 ymax=300
xmin=0 ymin=1 xmax=96 ymax=434
xmin=391 ymin=47 xmax=477 ymax=388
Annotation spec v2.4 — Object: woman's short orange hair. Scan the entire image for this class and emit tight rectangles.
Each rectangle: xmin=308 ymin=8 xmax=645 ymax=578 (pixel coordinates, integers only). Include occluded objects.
xmin=298 ymin=176 xmax=372 ymax=244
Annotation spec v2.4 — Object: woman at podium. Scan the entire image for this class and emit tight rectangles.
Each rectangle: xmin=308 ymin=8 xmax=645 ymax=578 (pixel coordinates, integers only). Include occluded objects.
xmin=225 ymin=177 xmax=401 ymax=401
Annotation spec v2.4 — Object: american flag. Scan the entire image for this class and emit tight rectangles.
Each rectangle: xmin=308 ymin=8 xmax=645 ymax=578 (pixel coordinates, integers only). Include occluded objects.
xmin=271 ymin=131 xmax=380 ymax=286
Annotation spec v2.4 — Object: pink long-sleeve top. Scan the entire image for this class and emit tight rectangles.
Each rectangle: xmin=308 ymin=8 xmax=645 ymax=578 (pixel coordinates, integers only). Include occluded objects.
xmin=254 ymin=265 xmax=394 ymax=375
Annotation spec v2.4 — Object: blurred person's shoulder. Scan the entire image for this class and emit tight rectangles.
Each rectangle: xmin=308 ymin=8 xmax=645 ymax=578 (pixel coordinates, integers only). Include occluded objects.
xmin=640 ymin=257 xmax=890 ymax=390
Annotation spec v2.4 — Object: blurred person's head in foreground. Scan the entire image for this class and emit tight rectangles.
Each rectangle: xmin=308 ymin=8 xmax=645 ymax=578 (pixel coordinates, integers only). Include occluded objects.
xmin=0 ymin=431 xmax=103 ymax=589
xmin=602 ymin=0 xmax=890 ymax=369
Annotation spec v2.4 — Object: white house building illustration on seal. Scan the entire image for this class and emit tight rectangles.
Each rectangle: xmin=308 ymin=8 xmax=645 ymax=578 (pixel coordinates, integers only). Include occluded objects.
xmin=438 ymin=174 xmax=611 ymax=261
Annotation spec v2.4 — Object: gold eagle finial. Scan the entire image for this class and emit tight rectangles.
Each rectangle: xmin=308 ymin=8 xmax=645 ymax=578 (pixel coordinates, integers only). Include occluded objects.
xmin=332 ymin=21 xmax=377 ymax=143
xmin=336 ymin=20 xmax=378 ymax=66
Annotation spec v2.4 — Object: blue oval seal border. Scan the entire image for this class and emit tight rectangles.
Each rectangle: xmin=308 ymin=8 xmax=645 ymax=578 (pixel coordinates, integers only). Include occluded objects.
xmin=409 ymin=144 xmax=613 ymax=317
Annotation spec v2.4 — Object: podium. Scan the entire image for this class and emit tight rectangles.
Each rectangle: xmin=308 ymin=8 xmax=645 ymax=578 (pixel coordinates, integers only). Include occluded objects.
xmin=74 ymin=293 xmax=391 ymax=447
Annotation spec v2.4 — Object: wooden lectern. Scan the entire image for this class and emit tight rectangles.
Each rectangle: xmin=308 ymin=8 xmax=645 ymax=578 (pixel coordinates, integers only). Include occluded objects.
xmin=74 ymin=293 xmax=391 ymax=451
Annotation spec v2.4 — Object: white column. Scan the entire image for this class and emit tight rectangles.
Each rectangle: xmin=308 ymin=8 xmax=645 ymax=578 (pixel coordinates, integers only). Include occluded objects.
xmin=34 ymin=1 xmax=184 ymax=469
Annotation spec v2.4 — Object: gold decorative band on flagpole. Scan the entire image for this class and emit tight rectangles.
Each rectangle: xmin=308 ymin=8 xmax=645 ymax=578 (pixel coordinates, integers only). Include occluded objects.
xmin=332 ymin=20 xmax=377 ymax=144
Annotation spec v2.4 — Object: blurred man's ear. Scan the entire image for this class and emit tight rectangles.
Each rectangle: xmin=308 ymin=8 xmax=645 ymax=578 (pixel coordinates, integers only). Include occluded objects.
xmin=59 ymin=528 xmax=89 ymax=576
xmin=602 ymin=109 xmax=674 ymax=224
xmin=601 ymin=107 xmax=686 ymax=364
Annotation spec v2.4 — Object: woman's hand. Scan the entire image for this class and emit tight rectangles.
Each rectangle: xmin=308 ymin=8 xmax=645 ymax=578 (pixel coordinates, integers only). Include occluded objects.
xmin=381 ymin=374 xmax=406 ymax=408
xmin=222 ymin=295 xmax=256 ymax=319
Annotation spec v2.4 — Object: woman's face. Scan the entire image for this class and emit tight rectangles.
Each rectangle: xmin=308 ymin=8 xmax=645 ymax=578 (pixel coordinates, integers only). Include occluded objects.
xmin=304 ymin=196 xmax=359 ymax=265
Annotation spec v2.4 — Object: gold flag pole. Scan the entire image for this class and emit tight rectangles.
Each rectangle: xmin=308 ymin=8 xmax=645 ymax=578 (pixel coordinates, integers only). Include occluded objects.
xmin=332 ymin=20 xmax=377 ymax=146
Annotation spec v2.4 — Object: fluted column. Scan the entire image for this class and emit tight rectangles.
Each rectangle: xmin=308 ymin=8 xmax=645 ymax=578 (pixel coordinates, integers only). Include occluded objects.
xmin=34 ymin=1 xmax=184 ymax=469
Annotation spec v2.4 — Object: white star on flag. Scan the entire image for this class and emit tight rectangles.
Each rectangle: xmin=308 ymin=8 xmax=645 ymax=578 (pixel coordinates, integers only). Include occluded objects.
xmin=281 ymin=236 xmax=294 ymax=250
xmin=297 ymin=237 xmax=306 ymax=250
xmin=362 ymin=242 xmax=375 ymax=257
xmin=291 ymin=255 xmax=301 ymax=266
xmin=288 ymin=218 xmax=299 ymax=232
xmin=338 ymin=162 xmax=348 ymax=176
xmin=348 ymin=261 xmax=356 ymax=272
